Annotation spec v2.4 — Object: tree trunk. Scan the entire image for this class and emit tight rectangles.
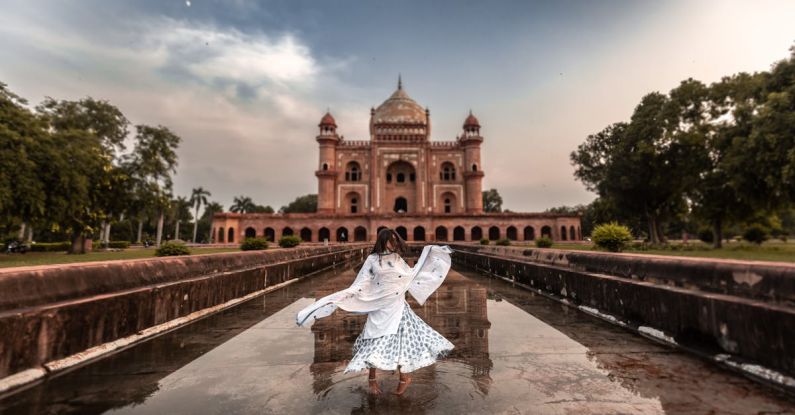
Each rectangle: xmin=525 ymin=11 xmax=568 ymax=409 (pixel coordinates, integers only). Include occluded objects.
xmin=175 ymin=220 xmax=180 ymax=242
xmin=17 ymin=222 xmax=26 ymax=240
xmin=647 ymin=215 xmax=660 ymax=244
xmin=69 ymin=230 xmax=85 ymax=254
xmin=137 ymin=220 xmax=144 ymax=244
xmin=25 ymin=225 xmax=33 ymax=242
xmin=712 ymin=218 xmax=723 ymax=249
xmin=656 ymin=220 xmax=667 ymax=244
xmin=156 ymin=211 xmax=164 ymax=247
xmin=192 ymin=206 xmax=200 ymax=243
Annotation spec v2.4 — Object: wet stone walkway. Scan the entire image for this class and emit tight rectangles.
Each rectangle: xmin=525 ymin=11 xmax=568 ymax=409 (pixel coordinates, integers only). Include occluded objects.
xmin=1 ymin=265 xmax=794 ymax=414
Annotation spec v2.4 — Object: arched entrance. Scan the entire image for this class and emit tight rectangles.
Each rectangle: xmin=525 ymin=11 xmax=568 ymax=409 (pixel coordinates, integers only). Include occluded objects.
xmin=488 ymin=226 xmax=500 ymax=241
xmin=471 ymin=226 xmax=483 ymax=241
xmin=386 ymin=160 xmax=416 ymax=213
xmin=561 ymin=226 xmax=568 ymax=241
xmin=523 ymin=226 xmax=535 ymax=241
xmin=413 ymin=226 xmax=426 ymax=241
xmin=227 ymin=228 xmax=235 ymax=243
xmin=282 ymin=227 xmax=293 ymax=237
xmin=336 ymin=227 xmax=348 ymax=242
xmin=395 ymin=226 xmax=408 ymax=241
xmin=300 ymin=227 xmax=312 ymax=242
xmin=435 ymin=226 xmax=448 ymax=241
xmin=541 ymin=226 xmax=552 ymax=239
xmin=245 ymin=227 xmax=256 ymax=239
xmin=506 ymin=226 xmax=517 ymax=241
xmin=354 ymin=226 xmax=367 ymax=241
xmin=319 ymin=227 xmax=330 ymax=242
xmin=453 ymin=226 xmax=465 ymax=241
xmin=394 ymin=197 xmax=408 ymax=213
xmin=264 ymin=227 xmax=275 ymax=241
xmin=218 ymin=227 xmax=225 ymax=243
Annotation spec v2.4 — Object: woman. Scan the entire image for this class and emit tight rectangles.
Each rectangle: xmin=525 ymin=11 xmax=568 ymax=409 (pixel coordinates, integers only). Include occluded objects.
xmin=296 ymin=228 xmax=454 ymax=396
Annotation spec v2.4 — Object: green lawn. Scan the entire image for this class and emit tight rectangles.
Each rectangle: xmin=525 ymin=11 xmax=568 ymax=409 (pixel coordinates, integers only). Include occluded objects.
xmin=0 ymin=247 xmax=241 ymax=269
xmin=513 ymin=241 xmax=795 ymax=264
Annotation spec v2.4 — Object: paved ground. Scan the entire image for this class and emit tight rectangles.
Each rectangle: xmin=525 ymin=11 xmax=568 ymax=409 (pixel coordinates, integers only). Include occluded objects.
xmin=2 ymin=265 xmax=793 ymax=414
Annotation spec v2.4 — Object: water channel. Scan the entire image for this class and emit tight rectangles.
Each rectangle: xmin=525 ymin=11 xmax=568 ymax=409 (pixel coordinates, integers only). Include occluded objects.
xmin=1 ymin=263 xmax=793 ymax=414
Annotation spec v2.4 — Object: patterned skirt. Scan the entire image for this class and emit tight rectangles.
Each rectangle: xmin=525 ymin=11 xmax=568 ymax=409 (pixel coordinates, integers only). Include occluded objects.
xmin=344 ymin=304 xmax=454 ymax=373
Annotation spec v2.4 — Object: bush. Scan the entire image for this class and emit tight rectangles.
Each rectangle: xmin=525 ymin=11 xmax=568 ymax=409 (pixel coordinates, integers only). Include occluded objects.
xmin=155 ymin=241 xmax=191 ymax=256
xmin=278 ymin=235 xmax=301 ymax=248
xmin=94 ymin=240 xmax=130 ymax=250
xmin=697 ymin=228 xmax=714 ymax=244
xmin=241 ymin=237 xmax=269 ymax=251
xmin=479 ymin=238 xmax=490 ymax=245
xmin=29 ymin=242 xmax=71 ymax=252
xmin=591 ymin=222 xmax=633 ymax=252
xmin=495 ymin=238 xmax=511 ymax=246
xmin=535 ymin=236 xmax=553 ymax=248
xmin=743 ymin=224 xmax=769 ymax=245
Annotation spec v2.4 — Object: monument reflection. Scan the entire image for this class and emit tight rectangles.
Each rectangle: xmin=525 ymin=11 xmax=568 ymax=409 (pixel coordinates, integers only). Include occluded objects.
xmin=308 ymin=269 xmax=493 ymax=395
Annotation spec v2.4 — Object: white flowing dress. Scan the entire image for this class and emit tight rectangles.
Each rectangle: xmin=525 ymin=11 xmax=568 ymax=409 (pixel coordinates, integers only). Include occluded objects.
xmin=296 ymin=245 xmax=455 ymax=373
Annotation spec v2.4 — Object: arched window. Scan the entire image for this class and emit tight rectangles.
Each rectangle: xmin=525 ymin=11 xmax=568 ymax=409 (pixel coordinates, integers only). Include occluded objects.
xmin=396 ymin=226 xmax=408 ymax=241
xmin=453 ymin=226 xmax=465 ymax=241
xmin=319 ymin=227 xmax=330 ymax=242
xmin=211 ymin=228 xmax=216 ymax=242
xmin=523 ymin=226 xmax=535 ymax=241
xmin=322 ymin=163 xmax=328 ymax=171
xmin=377 ymin=226 xmax=387 ymax=235
xmin=218 ymin=227 xmax=225 ymax=243
xmin=507 ymin=226 xmax=517 ymax=241
xmin=394 ymin=197 xmax=408 ymax=213
xmin=409 ymin=173 xmax=416 ymax=182
xmin=570 ymin=226 xmax=576 ymax=241
xmin=561 ymin=226 xmax=568 ymax=241
xmin=227 ymin=228 xmax=235 ymax=243
xmin=397 ymin=172 xmax=405 ymax=183
xmin=471 ymin=226 xmax=483 ymax=241
xmin=264 ymin=227 xmax=275 ymax=241
xmin=435 ymin=226 xmax=448 ymax=241
xmin=345 ymin=161 xmax=361 ymax=181
xmin=444 ymin=198 xmax=452 ymax=214
xmin=336 ymin=227 xmax=348 ymax=242
xmin=386 ymin=173 xmax=392 ymax=183
xmin=300 ymin=227 xmax=312 ymax=242
xmin=541 ymin=226 xmax=552 ymax=239
xmin=354 ymin=226 xmax=367 ymax=241
xmin=351 ymin=197 xmax=358 ymax=214
xmin=472 ymin=164 xmax=477 ymax=172
xmin=488 ymin=226 xmax=500 ymax=241
xmin=282 ymin=227 xmax=294 ymax=237
xmin=244 ymin=227 xmax=256 ymax=239
xmin=440 ymin=162 xmax=456 ymax=181
xmin=413 ymin=226 xmax=426 ymax=241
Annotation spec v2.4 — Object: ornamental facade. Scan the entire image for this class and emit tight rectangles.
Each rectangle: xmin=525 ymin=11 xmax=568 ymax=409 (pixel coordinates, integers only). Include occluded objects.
xmin=212 ymin=79 xmax=581 ymax=244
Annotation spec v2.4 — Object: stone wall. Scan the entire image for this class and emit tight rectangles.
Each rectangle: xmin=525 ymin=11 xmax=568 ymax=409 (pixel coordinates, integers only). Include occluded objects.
xmin=449 ymin=244 xmax=795 ymax=385
xmin=0 ymin=245 xmax=369 ymax=381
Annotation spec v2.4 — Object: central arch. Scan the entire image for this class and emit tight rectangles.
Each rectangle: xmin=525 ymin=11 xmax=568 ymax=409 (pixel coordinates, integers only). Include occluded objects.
xmin=300 ymin=227 xmax=312 ymax=242
xmin=395 ymin=226 xmax=408 ymax=241
xmin=453 ymin=226 xmax=465 ymax=241
xmin=394 ymin=197 xmax=408 ymax=213
xmin=471 ymin=226 xmax=483 ymax=241
xmin=413 ymin=226 xmax=426 ymax=241
xmin=435 ymin=226 xmax=448 ymax=241
xmin=318 ymin=227 xmax=330 ymax=242
xmin=354 ymin=226 xmax=367 ymax=241
xmin=385 ymin=160 xmax=416 ymax=213
xmin=336 ymin=227 xmax=348 ymax=242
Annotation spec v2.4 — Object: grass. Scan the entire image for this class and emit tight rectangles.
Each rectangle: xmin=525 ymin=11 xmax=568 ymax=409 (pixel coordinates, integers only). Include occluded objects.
xmin=512 ymin=240 xmax=795 ymax=264
xmin=0 ymin=247 xmax=241 ymax=269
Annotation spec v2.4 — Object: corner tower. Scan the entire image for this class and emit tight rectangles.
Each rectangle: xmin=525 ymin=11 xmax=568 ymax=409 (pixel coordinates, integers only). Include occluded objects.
xmin=461 ymin=111 xmax=484 ymax=213
xmin=316 ymin=111 xmax=339 ymax=213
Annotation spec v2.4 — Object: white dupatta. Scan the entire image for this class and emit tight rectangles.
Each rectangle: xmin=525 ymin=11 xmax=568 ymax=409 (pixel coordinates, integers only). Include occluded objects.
xmin=296 ymin=245 xmax=453 ymax=339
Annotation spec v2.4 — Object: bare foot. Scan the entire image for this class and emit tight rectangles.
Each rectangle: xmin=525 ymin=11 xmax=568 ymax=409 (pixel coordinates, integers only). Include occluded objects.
xmin=393 ymin=377 xmax=412 ymax=396
xmin=368 ymin=378 xmax=382 ymax=395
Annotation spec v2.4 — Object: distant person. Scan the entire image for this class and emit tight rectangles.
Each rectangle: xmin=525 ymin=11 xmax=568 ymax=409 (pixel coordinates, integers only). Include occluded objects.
xmin=296 ymin=228 xmax=454 ymax=396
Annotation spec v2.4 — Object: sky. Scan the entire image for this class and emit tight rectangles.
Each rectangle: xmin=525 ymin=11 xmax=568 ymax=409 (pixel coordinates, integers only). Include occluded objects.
xmin=2 ymin=0 xmax=795 ymax=213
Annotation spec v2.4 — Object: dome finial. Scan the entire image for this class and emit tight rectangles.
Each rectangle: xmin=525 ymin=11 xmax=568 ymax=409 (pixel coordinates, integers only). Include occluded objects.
xmin=398 ymin=73 xmax=402 ymax=90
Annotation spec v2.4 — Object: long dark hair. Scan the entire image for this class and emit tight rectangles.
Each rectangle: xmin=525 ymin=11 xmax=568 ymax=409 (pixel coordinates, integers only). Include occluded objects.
xmin=370 ymin=228 xmax=407 ymax=262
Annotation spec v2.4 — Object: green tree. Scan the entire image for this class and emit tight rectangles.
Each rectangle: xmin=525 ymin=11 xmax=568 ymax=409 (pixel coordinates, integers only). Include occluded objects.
xmin=280 ymin=194 xmax=317 ymax=213
xmin=169 ymin=196 xmax=192 ymax=241
xmin=231 ymin=196 xmax=257 ymax=213
xmin=251 ymin=204 xmax=275 ymax=213
xmin=190 ymin=187 xmax=211 ymax=243
xmin=482 ymin=189 xmax=503 ymax=213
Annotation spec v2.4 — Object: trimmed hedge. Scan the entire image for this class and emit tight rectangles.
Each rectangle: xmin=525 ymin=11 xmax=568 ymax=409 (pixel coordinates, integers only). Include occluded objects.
xmin=592 ymin=222 xmax=633 ymax=252
xmin=743 ymin=224 xmax=769 ymax=245
xmin=535 ymin=236 xmax=553 ymax=248
xmin=29 ymin=242 xmax=71 ymax=252
xmin=278 ymin=235 xmax=301 ymax=248
xmin=155 ymin=241 xmax=191 ymax=256
xmin=479 ymin=238 xmax=490 ymax=245
xmin=495 ymin=238 xmax=511 ymax=246
xmin=241 ymin=237 xmax=269 ymax=251
xmin=94 ymin=241 xmax=131 ymax=250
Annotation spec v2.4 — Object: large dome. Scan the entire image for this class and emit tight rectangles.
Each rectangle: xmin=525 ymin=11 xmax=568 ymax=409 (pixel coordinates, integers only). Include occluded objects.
xmin=372 ymin=83 xmax=427 ymax=125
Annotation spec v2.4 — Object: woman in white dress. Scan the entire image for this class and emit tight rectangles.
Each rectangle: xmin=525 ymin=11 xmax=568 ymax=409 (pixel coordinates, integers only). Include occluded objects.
xmin=296 ymin=228 xmax=454 ymax=395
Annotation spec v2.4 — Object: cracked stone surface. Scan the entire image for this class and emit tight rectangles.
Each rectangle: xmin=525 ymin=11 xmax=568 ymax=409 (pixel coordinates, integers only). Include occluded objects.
xmin=1 ymin=265 xmax=793 ymax=414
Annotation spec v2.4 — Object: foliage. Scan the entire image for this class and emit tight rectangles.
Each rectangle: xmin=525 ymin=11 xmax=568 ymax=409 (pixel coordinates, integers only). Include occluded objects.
xmin=697 ymin=228 xmax=714 ymax=244
xmin=495 ymin=238 xmax=511 ymax=246
xmin=742 ymin=224 xmax=769 ymax=245
xmin=481 ymin=189 xmax=503 ymax=213
xmin=591 ymin=223 xmax=633 ymax=252
xmin=535 ymin=236 xmax=553 ymax=248
xmin=94 ymin=240 xmax=131 ymax=250
xmin=190 ymin=187 xmax=211 ymax=243
xmin=241 ymin=237 xmax=269 ymax=251
xmin=29 ymin=242 xmax=71 ymax=252
xmin=278 ymin=235 xmax=301 ymax=248
xmin=479 ymin=238 xmax=489 ymax=245
xmin=280 ymin=194 xmax=317 ymax=213
xmin=155 ymin=241 xmax=191 ymax=256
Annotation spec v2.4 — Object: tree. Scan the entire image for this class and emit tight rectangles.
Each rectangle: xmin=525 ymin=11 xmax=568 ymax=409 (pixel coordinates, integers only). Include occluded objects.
xmin=190 ymin=187 xmax=211 ymax=243
xmin=170 ymin=196 xmax=192 ymax=241
xmin=230 ymin=196 xmax=257 ymax=213
xmin=251 ymin=204 xmax=275 ymax=213
xmin=482 ymin=189 xmax=503 ymax=213
xmin=126 ymin=125 xmax=181 ymax=247
xmin=280 ymin=194 xmax=317 ymax=213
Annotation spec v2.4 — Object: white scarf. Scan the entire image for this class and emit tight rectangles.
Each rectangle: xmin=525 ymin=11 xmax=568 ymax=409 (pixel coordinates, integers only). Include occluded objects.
xmin=296 ymin=245 xmax=453 ymax=339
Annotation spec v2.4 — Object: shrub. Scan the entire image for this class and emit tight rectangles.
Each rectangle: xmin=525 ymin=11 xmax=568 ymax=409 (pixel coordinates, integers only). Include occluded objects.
xmin=535 ymin=236 xmax=553 ymax=248
xmin=155 ymin=241 xmax=191 ymax=256
xmin=591 ymin=222 xmax=633 ymax=252
xmin=495 ymin=238 xmax=511 ymax=246
xmin=29 ymin=242 xmax=71 ymax=252
xmin=697 ymin=228 xmax=714 ymax=244
xmin=479 ymin=238 xmax=490 ymax=245
xmin=241 ymin=237 xmax=269 ymax=251
xmin=743 ymin=224 xmax=769 ymax=245
xmin=278 ymin=235 xmax=301 ymax=248
xmin=108 ymin=241 xmax=130 ymax=249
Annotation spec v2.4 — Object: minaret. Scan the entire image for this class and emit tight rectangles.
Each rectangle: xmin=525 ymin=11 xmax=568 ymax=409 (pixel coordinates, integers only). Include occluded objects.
xmin=461 ymin=111 xmax=484 ymax=213
xmin=316 ymin=111 xmax=339 ymax=213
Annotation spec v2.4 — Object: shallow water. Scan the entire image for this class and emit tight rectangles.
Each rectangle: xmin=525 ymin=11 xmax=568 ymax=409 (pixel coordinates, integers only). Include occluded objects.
xmin=2 ymin=265 xmax=793 ymax=414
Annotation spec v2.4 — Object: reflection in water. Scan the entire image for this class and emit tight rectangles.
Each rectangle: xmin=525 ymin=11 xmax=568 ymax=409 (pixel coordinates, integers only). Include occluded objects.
xmin=309 ymin=269 xmax=493 ymax=396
